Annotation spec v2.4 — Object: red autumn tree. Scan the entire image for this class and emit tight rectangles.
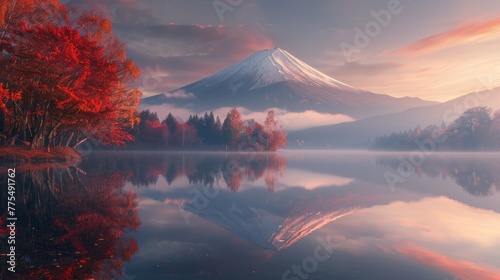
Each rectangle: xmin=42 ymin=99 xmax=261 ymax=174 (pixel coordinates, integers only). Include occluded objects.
xmin=0 ymin=84 xmax=21 ymax=143
xmin=262 ymin=110 xmax=287 ymax=151
xmin=0 ymin=0 xmax=68 ymax=32
xmin=0 ymin=2 xmax=141 ymax=150
xmin=221 ymin=108 xmax=245 ymax=149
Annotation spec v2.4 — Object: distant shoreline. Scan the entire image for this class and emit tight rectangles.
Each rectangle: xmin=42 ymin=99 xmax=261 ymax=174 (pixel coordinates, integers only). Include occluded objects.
xmin=76 ymin=148 xmax=500 ymax=154
xmin=0 ymin=146 xmax=82 ymax=164
xmin=2 ymin=146 xmax=499 ymax=166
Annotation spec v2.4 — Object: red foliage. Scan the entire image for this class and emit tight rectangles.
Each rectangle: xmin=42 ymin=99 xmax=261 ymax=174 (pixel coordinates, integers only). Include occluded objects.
xmin=0 ymin=83 xmax=21 ymax=113
xmin=0 ymin=3 xmax=141 ymax=149
xmin=13 ymin=168 xmax=141 ymax=279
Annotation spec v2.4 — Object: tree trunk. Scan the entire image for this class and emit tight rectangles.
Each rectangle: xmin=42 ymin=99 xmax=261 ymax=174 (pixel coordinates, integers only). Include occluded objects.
xmin=74 ymin=137 xmax=89 ymax=148
xmin=65 ymin=132 xmax=74 ymax=147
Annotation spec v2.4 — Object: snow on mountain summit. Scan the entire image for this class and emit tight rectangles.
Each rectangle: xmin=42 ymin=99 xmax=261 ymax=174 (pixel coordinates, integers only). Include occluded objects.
xmin=171 ymin=47 xmax=357 ymax=94
xmin=142 ymin=48 xmax=436 ymax=119
xmin=255 ymin=48 xmax=356 ymax=90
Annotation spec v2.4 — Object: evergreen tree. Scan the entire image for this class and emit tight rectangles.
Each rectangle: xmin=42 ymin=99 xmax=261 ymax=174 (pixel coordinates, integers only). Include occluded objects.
xmin=203 ymin=111 xmax=217 ymax=145
xmin=221 ymin=117 xmax=232 ymax=148
xmin=215 ymin=116 xmax=222 ymax=144
xmin=163 ymin=113 xmax=179 ymax=135
xmin=134 ymin=110 xmax=159 ymax=141
xmin=187 ymin=114 xmax=199 ymax=127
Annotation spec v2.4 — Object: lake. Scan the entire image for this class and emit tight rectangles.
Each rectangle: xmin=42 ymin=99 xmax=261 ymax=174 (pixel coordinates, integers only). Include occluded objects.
xmin=2 ymin=151 xmax=500 ymax=279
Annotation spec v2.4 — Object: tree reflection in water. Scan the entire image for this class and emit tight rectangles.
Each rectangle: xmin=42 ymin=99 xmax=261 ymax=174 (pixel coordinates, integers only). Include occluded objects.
xmin=2 ymin=152 xmax=497 ymax=278
xmin=377 ymin=155 xmax=500 ymax=196
xmin=0 ymin=165 xmax=140 ymax=280
xmin=0 ymin=153 xmax=286 ymax=278
xmin=83 ymin=152 xmax=287 ymax=192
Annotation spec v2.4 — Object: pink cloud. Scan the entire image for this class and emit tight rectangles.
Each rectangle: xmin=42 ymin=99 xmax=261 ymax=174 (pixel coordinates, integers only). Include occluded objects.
xmin=395 ymin=243 xmax=500 ymax=280
xmin=125 ymin=23 xmax=274 ymax=94
xmin=207 ymin=25 xmax=274 ymax=60
xmin=68 ymin=0 xmax=153 ymax=23
xmin=397 ymin=17 xmax=500 ymax=55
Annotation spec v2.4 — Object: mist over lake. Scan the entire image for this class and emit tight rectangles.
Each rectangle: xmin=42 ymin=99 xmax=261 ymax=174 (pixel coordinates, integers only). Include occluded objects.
xmin=3 ymin=151 xmax=499 ymax=279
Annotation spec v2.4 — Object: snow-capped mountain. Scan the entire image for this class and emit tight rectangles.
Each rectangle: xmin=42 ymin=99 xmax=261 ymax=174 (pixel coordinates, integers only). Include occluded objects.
xmin=174 ymin=47 xmax=357 ymax=93
xmin=182 ymin=191 xmax=361 ymax=251
xmin=179 ymin=183 xmax=418 ymax=251
xmin=141 ymin=48 xmax=436 ymax=119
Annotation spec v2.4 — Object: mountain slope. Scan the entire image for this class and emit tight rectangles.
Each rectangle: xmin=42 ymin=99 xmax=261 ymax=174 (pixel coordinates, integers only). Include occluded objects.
xmin=288 ymin=87 xmax=500 ymax=148
xmin=141 ymin=48 xmax=436 ymax=119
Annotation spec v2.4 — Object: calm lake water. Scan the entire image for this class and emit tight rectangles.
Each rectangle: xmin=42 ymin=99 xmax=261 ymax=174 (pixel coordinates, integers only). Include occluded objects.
xmin=2 ymin=151 xmax=500 ymax=279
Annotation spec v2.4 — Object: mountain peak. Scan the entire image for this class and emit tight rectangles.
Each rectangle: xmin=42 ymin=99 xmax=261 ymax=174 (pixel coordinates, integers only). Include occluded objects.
xmin=142 ymin=48 xmax=436 ymax=120
xmin=172 ymin=48 xmax=356 ymax=93
xmin=266 ymin=47 xmax=285 ymax=54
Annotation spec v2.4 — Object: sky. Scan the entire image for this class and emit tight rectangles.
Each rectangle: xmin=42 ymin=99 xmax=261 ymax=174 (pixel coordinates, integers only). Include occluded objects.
xmin=67 ymin=0 xmax=500 ymax=102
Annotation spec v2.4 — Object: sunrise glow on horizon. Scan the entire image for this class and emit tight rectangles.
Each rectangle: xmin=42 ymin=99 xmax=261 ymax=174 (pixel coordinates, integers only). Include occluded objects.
xmin=64 ymin=0 xmax=500 ymax=102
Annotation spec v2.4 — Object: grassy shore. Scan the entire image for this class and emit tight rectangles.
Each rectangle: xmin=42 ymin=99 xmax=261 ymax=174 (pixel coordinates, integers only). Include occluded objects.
xmin=0 ymin=146 xmax=82 ymax=164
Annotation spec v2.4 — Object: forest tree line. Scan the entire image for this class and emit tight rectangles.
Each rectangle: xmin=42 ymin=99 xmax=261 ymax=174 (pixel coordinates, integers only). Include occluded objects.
xmin=373 ymin=107 xmax=500 ymax=151
xmin=130 ymin=108 xmax=287 ymax=151
xmin=83 ymin=152 xmax=287 ymax=192
xmin=377 ymin=155 xmax=500 ymax=197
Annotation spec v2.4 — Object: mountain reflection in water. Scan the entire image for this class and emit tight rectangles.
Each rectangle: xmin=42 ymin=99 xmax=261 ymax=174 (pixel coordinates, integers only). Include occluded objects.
xmin=1 ymin=151 xmax=499 ymax=280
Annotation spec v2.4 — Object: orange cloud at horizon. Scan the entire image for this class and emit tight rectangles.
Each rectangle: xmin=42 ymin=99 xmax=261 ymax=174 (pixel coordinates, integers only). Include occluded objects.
xmin=324 ymin=196 xmax=500 ymax=279
xmin=397 ymin=17 xmax=500 ymax=55
xmin=395 ymin=243 xmax=500 ymax=280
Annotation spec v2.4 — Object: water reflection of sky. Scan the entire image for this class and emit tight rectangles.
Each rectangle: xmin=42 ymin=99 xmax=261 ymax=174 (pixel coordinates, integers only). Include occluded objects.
xmin=116 ymin=152 xmax=500 ymax=280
